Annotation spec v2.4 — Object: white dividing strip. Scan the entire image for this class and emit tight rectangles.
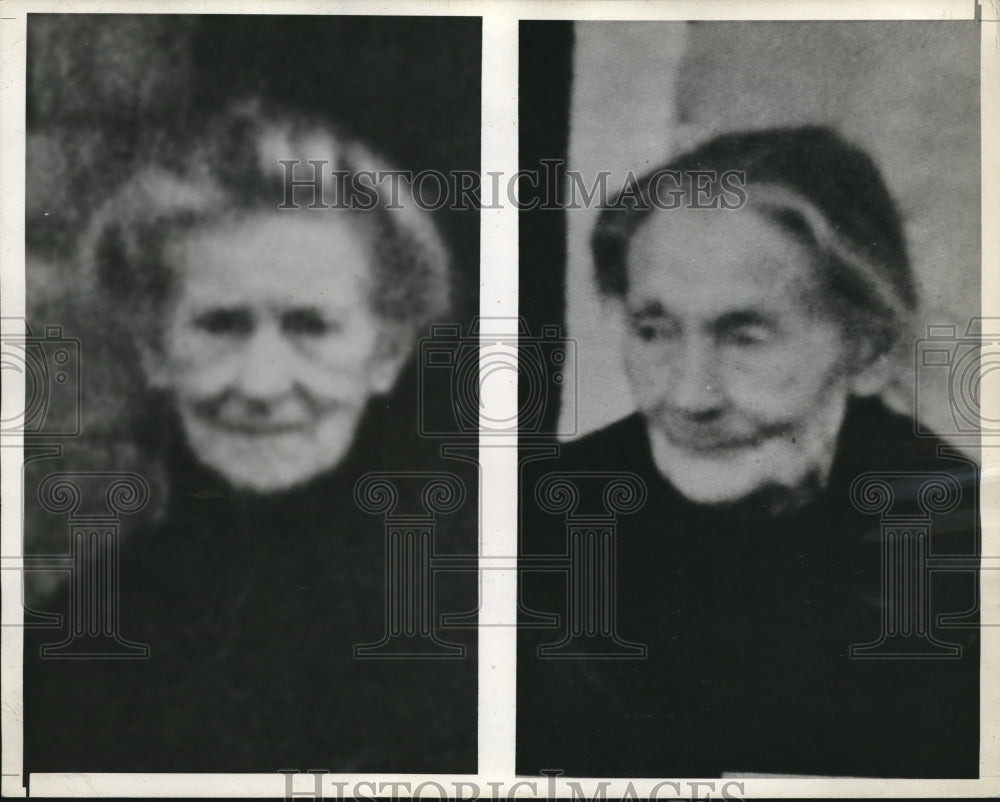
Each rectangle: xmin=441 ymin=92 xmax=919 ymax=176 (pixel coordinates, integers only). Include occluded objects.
xmin=0 ymin=7 xmax=28 ymax=799
xmin=477 ymin=4 xmax=519 ymax=781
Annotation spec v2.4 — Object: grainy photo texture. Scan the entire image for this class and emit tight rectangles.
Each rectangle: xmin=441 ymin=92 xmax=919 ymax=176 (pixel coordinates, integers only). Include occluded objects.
xmin=517 ymin=20 xmax=982 ymax=780
xmin=17 ymin=14 xmax=481 ymax=775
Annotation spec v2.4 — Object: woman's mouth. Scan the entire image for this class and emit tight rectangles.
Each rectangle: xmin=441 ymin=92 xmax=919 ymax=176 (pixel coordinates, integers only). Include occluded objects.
xmin=657 ymin=423 xmax=764 ymax=455
xmin=202 ymin=416 xmax=311 ymax=436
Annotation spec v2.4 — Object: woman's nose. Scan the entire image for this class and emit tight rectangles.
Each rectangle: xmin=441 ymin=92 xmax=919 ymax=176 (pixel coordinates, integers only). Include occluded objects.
xmin=230 ymin=325 xmax=298 ymax=400
xmin=668 ymin=339 xmax=724 ymax=416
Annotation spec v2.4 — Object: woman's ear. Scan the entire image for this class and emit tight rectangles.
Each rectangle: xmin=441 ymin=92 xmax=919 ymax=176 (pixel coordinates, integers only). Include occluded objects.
xmin=851 ymin=353 xmax=892 ymax=396
xmin=136 ymin=336 xmax=171 ymax=390
xmin=848 ymin=332 xmax=900 ymax=397
xmin=369 ymin=328 xmax=412 ymax=395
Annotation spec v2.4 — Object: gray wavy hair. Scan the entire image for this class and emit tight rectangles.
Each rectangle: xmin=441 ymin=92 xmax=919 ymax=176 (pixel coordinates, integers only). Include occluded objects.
xmin=81 ymin=98 xmax=452 ymax=359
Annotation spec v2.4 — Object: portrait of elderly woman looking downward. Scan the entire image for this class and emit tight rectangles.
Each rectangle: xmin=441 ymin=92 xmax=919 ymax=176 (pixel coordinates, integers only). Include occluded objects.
xmin=518 ymin=127 xmax=979 ymax=779
xmin=25 ymin=102 xmax=477 ymax=773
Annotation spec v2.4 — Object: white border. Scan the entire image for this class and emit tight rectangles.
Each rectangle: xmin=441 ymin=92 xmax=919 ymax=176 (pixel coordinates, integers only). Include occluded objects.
xmin=1 ymin=0 xmax=996 ymax=798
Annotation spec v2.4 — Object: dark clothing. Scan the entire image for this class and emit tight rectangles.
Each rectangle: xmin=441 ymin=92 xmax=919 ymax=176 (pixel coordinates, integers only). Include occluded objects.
xmin=24 ymin=410 xmax=478 ymax=774
xmin=517 ymin=397 xmax=979 ymax=778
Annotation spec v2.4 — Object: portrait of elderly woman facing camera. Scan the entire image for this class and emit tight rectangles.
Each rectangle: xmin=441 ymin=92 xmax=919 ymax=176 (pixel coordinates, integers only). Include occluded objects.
xmin=518 ymin=127 xmax=979 ymax=779
xmin=24 ymin=102 xmax=477 ymax=773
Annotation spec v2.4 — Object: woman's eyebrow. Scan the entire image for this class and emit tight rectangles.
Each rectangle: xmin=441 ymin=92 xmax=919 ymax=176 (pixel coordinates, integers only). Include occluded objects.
xmin=627 ymin=300 xmax=670 ymax=318
xmin=277 ymin=305 xmax=355 ymax=320
xmin=191 ymin=307 xmax=255 ymax=332
xmin=192 ymin=306 xmax=253 ymax=319
xmin=712 ymin=310 xmax=775 ymax=330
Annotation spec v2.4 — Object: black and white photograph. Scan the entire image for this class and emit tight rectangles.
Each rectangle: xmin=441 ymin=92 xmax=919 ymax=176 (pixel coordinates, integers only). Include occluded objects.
xmin=1 ymin=2 xmax=997 ymax=800
xmin=517 ymin=19 xmax=987 ymax=780
xmin=11 ymin=13 xmax=482 ymax=777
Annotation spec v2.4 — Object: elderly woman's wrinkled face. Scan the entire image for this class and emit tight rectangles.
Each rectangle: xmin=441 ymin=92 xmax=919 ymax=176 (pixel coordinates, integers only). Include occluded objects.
xmin=620 ymin=206 xmax=859 ymax=505
xmin=147 ymin=213 xmax=403 ymax=493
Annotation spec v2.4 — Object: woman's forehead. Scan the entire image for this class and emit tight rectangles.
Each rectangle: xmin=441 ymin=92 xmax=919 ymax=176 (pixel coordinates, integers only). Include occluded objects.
xmin=626 ymin=205 xmax=821 ymax=307
xmin=165 ymin=211 xmax=376 ymax=305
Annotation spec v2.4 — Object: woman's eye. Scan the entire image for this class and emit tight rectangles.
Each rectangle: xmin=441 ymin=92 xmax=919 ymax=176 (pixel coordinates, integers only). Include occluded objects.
xmin=282 ymin=309 xmax=338 ymax=337
xmin=193 ymin=309 xmax=253 ymax=336
xmin=724 ymin=326 xmax=772 ymax=347
xmin=631 ymin=319 xmax=677 ymax=343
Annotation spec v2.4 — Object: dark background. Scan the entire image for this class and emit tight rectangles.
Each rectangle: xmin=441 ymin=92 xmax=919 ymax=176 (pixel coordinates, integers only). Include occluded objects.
xmin=23 ymin=14 xmax=482 ymax=559
xmin=27 ymin=14 xmax=481 ymax=314
xmin=519 ymin=20 xmax=573 ymax=438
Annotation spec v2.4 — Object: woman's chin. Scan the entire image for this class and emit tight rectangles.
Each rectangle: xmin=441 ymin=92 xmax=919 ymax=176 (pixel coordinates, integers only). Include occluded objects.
xmin=650 ymin=437 xmax=833 ymax=511
xmin=180 ymin=416 xmax=359 ymax=495
xmin=667 ymin=460 xmax=771 ymax=505
xmin=218 ymin=462 xmax=330 ymax=495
